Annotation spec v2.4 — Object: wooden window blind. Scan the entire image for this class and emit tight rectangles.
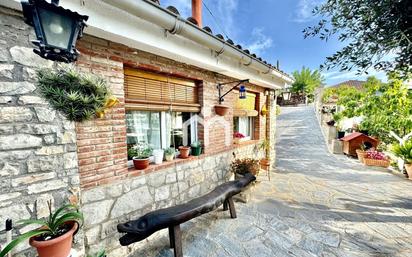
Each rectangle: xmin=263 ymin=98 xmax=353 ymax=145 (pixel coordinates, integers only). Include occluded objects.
xmin=124 ymin=68 xmax=200 ymax=112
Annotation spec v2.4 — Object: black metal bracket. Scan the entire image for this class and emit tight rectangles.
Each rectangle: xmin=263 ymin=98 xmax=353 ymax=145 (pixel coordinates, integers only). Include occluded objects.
xmin=217 ymin=79 xmax=249 ymax=104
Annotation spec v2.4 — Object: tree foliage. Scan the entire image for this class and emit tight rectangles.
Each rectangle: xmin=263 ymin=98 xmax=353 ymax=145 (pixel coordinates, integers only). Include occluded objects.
xmin=323 ymin=75 xmax=412 ymax=146
xmin=291 ymin=67 xmax=323 ymax=95
xmin=304 ymin=0 xmax=412 ymax=79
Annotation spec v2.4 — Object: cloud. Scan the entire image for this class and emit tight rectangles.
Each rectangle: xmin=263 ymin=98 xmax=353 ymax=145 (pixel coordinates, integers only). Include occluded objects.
xmin=244 ymin=28 xmax=273 ymax=55
xmin=294 ymin=0 xmax=323 ymax=23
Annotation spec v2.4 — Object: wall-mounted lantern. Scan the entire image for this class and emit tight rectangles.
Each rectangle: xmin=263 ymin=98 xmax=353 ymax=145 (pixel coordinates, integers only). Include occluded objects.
xmin=214 ymin=79 xmax=249 ymax=116
xmin=21 ymin=0 xmax=89 ymax=62
xmin=217 ymin=79 xmax=249 ymax=104
xmin=282 ymin=90 xmax=292 ymax=101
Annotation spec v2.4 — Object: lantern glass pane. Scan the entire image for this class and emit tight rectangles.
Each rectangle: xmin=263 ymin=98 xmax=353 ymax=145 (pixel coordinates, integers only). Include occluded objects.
xmin=38 ymin=7 xmax=75 ymax=49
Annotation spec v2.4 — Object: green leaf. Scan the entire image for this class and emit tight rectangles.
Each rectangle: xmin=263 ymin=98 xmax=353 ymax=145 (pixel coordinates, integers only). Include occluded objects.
xmin=0 ymin=229 xmax=49 ymax=257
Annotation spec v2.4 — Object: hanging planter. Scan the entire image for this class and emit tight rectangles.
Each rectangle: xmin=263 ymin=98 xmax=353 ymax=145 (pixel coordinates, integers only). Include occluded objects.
xmin=36 ymin=65 xmax=118 ymax=122
xmin=214 ymin=105 xmax=229 ymax=116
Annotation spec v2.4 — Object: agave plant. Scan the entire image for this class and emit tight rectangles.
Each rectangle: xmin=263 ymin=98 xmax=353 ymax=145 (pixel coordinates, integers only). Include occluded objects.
xmin=0 ymin=202 xmax=83 ymax=257
xmin=391 ymin=140 xmax=412 ymax=164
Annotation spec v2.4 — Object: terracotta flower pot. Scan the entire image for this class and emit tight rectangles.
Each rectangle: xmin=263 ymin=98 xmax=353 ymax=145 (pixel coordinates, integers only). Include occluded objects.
xmin=214 ymin=105 xmax=229 ymax=116
xmin=259 ymin=159 xmax=270 ymax=169
xmin=133 ymin=158 xmax=150 ymax=170
xmin=405 ymin=164 xmax=412 ymax=180
xmin=178 ymin=146 xmax=191 ymax=159
xmin=29 ymin=222 xmax=78 ymax=257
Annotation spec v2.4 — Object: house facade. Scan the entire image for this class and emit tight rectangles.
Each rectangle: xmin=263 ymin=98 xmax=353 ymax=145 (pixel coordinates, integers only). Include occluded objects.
xmin=0 ymin=0 xmax=293 ymax=256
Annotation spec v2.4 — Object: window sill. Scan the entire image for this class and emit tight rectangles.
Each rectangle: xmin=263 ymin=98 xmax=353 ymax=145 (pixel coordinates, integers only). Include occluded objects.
xmin=126 ymin=140 xmax=262 ymax=176
xmin=127 ymin=154 xmax=206 ymax=175
xmin=233 ymin=139 xmax=260 ymax=148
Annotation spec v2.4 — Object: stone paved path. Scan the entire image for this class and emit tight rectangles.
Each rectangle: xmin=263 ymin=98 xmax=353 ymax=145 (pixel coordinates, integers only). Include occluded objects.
xmin=135 ymin=106 xmax=412 ymax=257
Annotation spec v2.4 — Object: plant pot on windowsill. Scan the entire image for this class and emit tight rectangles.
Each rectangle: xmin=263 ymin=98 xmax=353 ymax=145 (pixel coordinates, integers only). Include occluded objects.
xmin=178 ymin=146 xmax=191 ymax=159
xmin=214 ymin=105 xmax=229 ymax=116
xmin=405 ymin=164 xmax=412 ymax=180
xmin=29 ymin=222 xmax=78 ymax=257
xmin=191 ymin=146 xmax=202 ymax=156
xmin=153 ymin=149 xmax=164 ymax=165
xmin=133 ymin=157 xmax=150 ymax=170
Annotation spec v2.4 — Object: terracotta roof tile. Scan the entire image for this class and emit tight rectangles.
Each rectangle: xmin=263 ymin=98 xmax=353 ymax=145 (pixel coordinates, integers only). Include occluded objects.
xmin=341 ymin=132 xmax=378 ymax=142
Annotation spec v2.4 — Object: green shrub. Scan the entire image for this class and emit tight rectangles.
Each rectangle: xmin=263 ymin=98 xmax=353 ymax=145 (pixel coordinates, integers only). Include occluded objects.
xmin=230 ymin=158 xmax=259 ymax=175
xmin=391 ymin=140 xmax=412 ymax=164
xmin=36 ymin=65 xmax=112 ymax=122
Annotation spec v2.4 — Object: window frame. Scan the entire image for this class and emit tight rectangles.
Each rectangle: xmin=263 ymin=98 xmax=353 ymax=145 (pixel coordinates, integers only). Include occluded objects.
xmin=234 ymin=116 xmax=254 ymax=141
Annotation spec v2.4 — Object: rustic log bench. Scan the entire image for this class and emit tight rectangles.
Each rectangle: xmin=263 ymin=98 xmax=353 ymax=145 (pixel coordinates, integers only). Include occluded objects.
xmin=117 ymin=173 xmax=256 ymax=257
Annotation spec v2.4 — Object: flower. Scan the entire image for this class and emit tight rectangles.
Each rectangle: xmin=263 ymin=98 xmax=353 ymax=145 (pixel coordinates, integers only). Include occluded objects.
xmin=366 ymin=150 xmax=387 ymax=160
xmin=130 ymin=143 xmax=153 ymax=159
xmin=234 ymin=132 xmax=245 ymax=139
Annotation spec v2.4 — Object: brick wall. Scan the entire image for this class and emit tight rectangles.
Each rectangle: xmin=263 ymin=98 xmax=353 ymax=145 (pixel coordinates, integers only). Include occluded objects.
xmin=75 ymin=35 xmax=269 ymax=188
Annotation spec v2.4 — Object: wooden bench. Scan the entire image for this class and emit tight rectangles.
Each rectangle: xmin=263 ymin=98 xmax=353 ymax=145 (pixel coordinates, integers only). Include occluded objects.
xmin=117 ymin=173 xmax=256 ymax=257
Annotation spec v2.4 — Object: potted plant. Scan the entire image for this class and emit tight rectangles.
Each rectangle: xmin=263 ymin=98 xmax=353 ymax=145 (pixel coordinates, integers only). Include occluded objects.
xmin=36 ymin=65 xmax=117 ymax=122
xmin=153 ymin=149 xmax=164 ymax=165
xmin=164 ymin=147 xmax=175 ymax=162
xmin=214 ymin=105 xmax=229 ymax=116
xmin=178 ymin=146 xmax=191 ymax=159
xmin=363 ymin=150 xmax=390 ymax=168
xmin=190 ymin=141 xmax=202 ymax=156
xmin=230 ymin=158 xmax=260 ymax=178
xmin=230 ymin=158 xmax=259 ymax=203
xmin=391 ymin=140 xmax=412 ymax=179
xmin=258 ymin=139 xmax=270 ymax=169
xmin=233 ymin=132 xmax=245 ymax=144
xmin=356 ymin=142 xmax=369 ymax=163
xmin=130 ymin=143 xmax=153 ymax=170
xmin=0 ymin=202 xmax=83 ymax=257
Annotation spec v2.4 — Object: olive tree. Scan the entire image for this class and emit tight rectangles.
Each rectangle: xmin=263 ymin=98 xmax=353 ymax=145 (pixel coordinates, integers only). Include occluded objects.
xmin=304 ymin=0 xmax=412 ymax=79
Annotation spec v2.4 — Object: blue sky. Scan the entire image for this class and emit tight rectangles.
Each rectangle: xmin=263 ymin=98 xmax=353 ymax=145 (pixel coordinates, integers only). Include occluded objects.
xmin=161 ymin=0 xmax=387 ymax=85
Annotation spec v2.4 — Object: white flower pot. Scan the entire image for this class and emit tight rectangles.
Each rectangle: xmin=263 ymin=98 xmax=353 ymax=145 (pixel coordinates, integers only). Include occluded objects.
xmin=153 ymin=149 xmax=164 ymax=165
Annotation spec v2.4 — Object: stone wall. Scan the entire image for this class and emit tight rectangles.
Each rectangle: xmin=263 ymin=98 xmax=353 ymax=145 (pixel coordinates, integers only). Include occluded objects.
xmin=0 ymin=7 xmax=83 ymax=256
xmin=81 ymin=142 xmax=261 ymax=256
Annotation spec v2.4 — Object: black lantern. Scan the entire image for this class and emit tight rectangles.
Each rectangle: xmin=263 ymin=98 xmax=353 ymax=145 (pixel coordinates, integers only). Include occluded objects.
xmin=217 ymin=79 xmax=249 ymax=104
xmin=239 ymin=85 xmax=246 ymax=99
xmin=21 ymin=0 xmax=88 ymax=62
xmin=282 ymin=90 xmax=292 ymax=101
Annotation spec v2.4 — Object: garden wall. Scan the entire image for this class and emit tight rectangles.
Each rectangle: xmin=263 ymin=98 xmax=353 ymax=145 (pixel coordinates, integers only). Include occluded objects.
xmin=0 ymin=7 xmax=84 ymax=255
xmin=81 ymin=143 xmax=261 ymax=256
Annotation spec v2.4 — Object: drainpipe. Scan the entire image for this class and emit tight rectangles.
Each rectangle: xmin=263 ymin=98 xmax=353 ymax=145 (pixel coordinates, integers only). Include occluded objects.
xmin=101 ymin=0 xmax=292 ymax=87
xmin=192 ymin=0 xmax=202 ymax=27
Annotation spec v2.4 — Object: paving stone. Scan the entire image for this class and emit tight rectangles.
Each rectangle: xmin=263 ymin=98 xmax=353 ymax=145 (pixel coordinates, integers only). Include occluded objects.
xmin=114 ymin=107 xmax=412 ymax=257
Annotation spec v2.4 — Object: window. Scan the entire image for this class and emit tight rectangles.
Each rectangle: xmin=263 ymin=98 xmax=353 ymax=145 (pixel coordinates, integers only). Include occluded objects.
xmin=126 ymin=110 xmax=198 ymax=150
xmin=234 ymin=117 xmax=254 ymax=140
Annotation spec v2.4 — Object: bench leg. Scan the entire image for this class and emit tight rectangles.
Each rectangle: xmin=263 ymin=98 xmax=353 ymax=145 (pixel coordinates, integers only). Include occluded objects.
xmin=168 ymin=226 xmax=175 ymax=249
xmin=223 ymin=199 xmax=228 ymax=211
xmin=227 ymin=197 xmax=237 ymax=219
xmin=169 ymin=225 xmax=183 ymax=257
